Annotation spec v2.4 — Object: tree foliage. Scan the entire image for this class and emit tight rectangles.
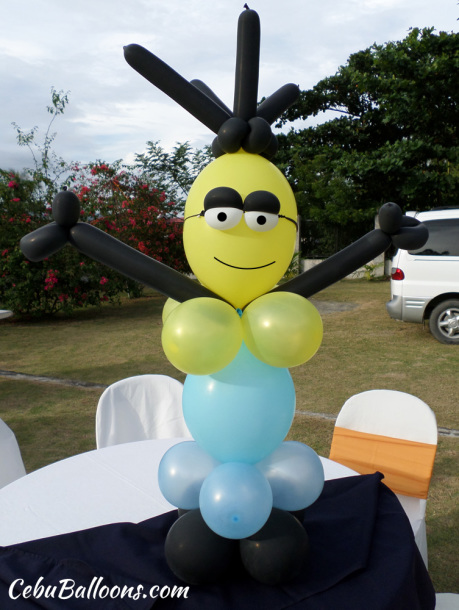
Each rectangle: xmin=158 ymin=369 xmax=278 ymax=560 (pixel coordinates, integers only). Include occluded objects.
xmin=134 ymin=141 xmax=212 ymax=212
xmin=277 ymin=28 xmax=459 ymax=257
xmin=11 ymin=86 xmax=70 ymax=202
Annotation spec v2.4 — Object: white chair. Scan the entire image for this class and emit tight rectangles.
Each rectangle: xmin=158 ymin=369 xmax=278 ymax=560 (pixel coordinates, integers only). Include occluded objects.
xmin=329 ymin=389 xmax=438 ymax=567
xmin=436 ymin=594 xmax=459 ymax=609
xmin=0 ymin=418 xmax=26 ymax=488
xmin=96 ymin=374 xmax=191 ymax=448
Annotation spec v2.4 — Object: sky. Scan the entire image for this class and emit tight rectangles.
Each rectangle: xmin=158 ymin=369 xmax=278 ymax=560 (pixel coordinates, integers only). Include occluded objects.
xmin=1 ymin=0 xmax=457 ymax=173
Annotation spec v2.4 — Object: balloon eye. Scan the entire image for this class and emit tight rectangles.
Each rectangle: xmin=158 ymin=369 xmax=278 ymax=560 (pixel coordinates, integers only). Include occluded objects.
xmin=204 ymin=207 xmax=243 ymax=230
xmin=244 ymin=211 xmax=279 ymax=232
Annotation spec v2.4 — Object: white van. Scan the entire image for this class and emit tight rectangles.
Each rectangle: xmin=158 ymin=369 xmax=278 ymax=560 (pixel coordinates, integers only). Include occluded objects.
xmin=386 ymin=208 xmax=459 ymax=344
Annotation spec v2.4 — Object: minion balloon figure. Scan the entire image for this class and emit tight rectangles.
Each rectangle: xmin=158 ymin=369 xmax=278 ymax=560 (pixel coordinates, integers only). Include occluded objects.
xmin=21 ymin=8 xmax=427 ymax=586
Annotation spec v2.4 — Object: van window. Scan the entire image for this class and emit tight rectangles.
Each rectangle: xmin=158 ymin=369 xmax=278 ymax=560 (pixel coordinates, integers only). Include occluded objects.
xmin=409 ymin=219 xmax=459 ymax=256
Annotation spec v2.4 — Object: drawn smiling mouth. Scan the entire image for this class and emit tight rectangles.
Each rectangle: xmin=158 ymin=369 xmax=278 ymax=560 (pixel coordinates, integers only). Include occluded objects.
xmin=214 ymin=257 xmax=276 ymax=270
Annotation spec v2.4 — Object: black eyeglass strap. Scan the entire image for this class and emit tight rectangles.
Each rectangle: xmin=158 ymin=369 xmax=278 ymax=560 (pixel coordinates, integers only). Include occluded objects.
xmin=183 ymin=211 xmax=205 ymax=221
xmin=279 ymin=214 xmax=298 ymax=228
xmin=184 ymin=211 xmax=297 ymax=228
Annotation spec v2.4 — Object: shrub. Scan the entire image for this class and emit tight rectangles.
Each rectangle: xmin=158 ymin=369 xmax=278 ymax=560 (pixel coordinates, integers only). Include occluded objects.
xmin=0 ymin=171 xmax=134 ymax=317
xmin=68 ymin=161 xmax=190 ymax=274
xmin=0 ymin=164 xmax=189 ymax=317
xmin=1 ymin=89 xmax=194 ymax=318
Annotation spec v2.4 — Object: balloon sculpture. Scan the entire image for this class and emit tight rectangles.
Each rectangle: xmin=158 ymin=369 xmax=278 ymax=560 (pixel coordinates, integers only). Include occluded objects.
xmin=20 ymin=8 xmax=428 ymax=586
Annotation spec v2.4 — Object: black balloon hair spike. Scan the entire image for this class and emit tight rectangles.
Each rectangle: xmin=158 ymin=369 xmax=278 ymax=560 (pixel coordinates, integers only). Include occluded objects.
xmin=123 ymin=8 xmax=300 ymax=159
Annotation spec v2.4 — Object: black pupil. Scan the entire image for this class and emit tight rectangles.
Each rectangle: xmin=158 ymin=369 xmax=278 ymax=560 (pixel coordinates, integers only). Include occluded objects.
xmin=257 ymin=215 xmax=266 ymax=225
xmin=217 ymin=212 xmax=227 ymax=222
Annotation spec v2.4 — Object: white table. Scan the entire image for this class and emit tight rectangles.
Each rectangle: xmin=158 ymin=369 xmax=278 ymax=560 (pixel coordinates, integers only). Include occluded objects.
xmin=0 ymin=439 xmax=357 ymax=546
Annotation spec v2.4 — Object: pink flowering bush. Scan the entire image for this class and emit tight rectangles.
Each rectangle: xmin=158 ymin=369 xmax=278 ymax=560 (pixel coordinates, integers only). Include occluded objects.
xmin=1 ymin=165 xmax=186 ymax=317
xmin=1 ymin=89 xmax=192 ymax=318
xmin=69 ymin=161 xmax=189 ymax=274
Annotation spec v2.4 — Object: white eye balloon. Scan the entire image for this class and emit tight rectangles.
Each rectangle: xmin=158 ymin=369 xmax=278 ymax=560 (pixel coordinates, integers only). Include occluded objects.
xmin=204 ymin=207 xmax=243 ymax=230
xmin=244 ymin=211 xmax=279 ymax=232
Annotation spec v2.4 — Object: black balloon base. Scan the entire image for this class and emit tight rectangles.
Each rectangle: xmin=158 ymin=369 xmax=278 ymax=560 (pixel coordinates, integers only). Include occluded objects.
xmin=165 ymin=509 xmax=240 ymax=585
xmin=164 ymin=508 xmax=310 ymax=586
xmin=240 ymin=508 xmax=310 ymax=585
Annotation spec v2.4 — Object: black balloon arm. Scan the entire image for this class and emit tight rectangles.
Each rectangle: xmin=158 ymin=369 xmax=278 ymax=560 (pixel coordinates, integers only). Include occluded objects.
xmin=271 ymin=229 xmax=392 ymax=299
xmin=123 ymin=44 xmax=231 ymax=134
xmin=68 ymin=223 xmax=221 ymax=303
xmin=272 ymin=200 xmax=429 ymax=299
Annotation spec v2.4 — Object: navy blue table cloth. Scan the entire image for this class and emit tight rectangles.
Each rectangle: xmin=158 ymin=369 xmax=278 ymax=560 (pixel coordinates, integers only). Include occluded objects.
xmin=0 ymin=473 xmax=435 ymax=609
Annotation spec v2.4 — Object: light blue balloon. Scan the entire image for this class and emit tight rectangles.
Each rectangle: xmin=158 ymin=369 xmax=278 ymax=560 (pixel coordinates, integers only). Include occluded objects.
xmin=199 ymin=462 xmax=273 ymax=539
xmin=183 ymin=343 xmax=295 ymax=463
xmin=158 ymin=441 xmax=220 ymax=509
xmin=257 ymin=441 xmax=325 ymax=511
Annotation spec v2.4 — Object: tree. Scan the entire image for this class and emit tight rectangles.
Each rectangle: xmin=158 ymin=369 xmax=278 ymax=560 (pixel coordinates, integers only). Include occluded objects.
xmin=276 ymin=28 xmax=459 ymax=257
xmin=134 ymin=141 xmax=212 ymax=212
xmin=11 ymin=87 xmax=70 ymax=202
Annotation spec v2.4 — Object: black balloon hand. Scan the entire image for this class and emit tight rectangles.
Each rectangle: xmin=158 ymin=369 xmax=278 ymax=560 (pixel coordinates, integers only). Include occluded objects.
xmin=20 ymin=190 xmax=81 ymax=262
xmin=378 ymin=202 xmax=428 ymax=251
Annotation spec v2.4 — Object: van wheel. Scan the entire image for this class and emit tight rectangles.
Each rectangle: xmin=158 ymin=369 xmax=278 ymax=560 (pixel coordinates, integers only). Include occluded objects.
xmin=429 ymin=300 xmax=459 ymax=344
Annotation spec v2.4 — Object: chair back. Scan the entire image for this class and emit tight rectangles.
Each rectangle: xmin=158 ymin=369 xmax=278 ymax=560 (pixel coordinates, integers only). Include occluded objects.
xmin=0 ymin=418 xmax=26 ymax=488
xmin=436 ymin=594 xmax=459 ymax=609
xmin=96 ymin=374 xmax=191 ymax=449
xmin=329 ymin=389 xmax=437 ymax=499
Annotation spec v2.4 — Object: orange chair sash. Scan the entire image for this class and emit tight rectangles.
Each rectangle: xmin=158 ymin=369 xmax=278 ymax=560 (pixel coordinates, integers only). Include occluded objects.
xmin=329 ymin=427 xmax=436 ymax=498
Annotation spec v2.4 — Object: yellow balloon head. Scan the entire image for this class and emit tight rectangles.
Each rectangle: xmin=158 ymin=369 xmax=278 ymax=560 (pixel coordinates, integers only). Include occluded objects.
xmin=183 ymin=151 xmax=298 ymax=309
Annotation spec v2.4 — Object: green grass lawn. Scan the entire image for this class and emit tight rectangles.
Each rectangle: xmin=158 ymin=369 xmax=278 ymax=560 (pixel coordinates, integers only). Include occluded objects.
xmin=1 ymin=280 xmax=458 ymax=592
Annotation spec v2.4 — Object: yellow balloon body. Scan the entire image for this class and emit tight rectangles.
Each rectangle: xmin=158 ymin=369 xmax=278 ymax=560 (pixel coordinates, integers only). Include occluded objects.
xmin=183 ymin=151 xmax=297 ymax=309
xmin=162 ymin=297 xmax=180 ymax=323
xmin=242 ymin=292 xmax=323 ymax=368
xmin=161 ymin=298 xmax=243 ymax=375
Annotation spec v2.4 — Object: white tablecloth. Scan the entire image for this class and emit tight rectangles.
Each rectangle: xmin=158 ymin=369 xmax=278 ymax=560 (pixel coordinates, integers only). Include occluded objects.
xmin=0 ymin=439 xmax=357 ymax=546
